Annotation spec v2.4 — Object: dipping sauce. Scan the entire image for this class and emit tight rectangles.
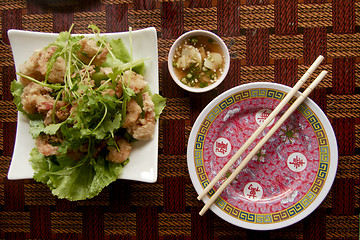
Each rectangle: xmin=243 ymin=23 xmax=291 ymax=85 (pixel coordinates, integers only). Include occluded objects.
xmin=172 ymin=35 xmax=225 ymax=88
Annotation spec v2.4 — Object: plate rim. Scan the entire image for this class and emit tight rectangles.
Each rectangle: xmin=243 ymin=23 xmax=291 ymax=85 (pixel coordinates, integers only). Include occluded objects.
xmin=7 ymin=27 xmax=159 ymax=183
xmin=187 ymin=82 xmax=338 ymax=230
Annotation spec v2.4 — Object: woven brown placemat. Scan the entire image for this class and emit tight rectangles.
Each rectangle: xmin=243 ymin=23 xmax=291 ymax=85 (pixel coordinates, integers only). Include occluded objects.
xmin=0 ymin=0 xmax=359 ymax=239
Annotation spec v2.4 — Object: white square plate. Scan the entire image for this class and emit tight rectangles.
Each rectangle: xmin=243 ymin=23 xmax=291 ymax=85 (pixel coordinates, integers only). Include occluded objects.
xmin=7 ymin=27 xmax=159 ymax=183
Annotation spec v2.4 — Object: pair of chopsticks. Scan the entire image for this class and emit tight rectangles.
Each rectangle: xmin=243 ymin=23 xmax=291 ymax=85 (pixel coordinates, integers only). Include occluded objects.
xmin=197 ymin=55 xmax=327 ymax=216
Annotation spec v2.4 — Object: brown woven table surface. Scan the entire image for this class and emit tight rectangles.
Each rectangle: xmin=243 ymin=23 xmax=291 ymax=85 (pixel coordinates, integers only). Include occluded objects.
xmin=0 ymin=0 xmax=359 ymax=239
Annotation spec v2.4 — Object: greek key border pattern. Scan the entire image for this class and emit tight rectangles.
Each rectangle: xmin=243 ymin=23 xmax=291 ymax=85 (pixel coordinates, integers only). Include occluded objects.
xmin=194 ymin=88 xmax=330 ymax=224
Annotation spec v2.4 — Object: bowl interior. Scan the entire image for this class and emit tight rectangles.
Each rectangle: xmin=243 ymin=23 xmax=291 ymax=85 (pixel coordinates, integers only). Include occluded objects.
xmin=168 ymin=30 xmax=230 ymax=93
xmin=187 ymin=82 xmax=338 ymax=230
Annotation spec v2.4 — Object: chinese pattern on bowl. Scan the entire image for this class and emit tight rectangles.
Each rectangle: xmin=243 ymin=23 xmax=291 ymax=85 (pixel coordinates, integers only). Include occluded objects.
xmin=188 ymin=83 xmax=337 ymax=230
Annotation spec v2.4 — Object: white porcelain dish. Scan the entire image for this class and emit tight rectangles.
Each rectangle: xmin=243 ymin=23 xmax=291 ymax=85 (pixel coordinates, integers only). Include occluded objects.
xmin=7 ymin=27 xmax=159 ymax=183
xmin=168 ymin=30 xmax=230 ymax=93
xmin=187 ymin=82 xmax=338 ymax=230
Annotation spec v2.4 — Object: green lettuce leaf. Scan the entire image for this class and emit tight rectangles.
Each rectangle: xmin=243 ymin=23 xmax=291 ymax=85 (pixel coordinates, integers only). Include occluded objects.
xmin=30 ymin=147 xmax=124 ymax=201
xmin=10 ymin=80 xmax=43 ymax=120
xmin=109 ymin=38 xmax=131 ymax=63
xmin=29 ymin=120 xmax=45 ymax=138
xmin=101 ymin=38 xmax=145 ymax=75
xmin=151 ymin=93 xmax=166 ymax=119
xmin=10 ymin=80 xmax=25 ymax=113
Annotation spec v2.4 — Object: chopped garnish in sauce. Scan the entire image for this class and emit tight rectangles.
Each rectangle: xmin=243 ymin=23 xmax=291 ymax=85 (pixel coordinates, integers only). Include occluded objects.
xmin=172 ymin=35 xmax=225 ymax=88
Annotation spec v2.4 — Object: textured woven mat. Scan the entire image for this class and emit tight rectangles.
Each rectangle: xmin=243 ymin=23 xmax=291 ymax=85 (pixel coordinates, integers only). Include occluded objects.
xmin=0 ymin=0 xmax=359 ymax=239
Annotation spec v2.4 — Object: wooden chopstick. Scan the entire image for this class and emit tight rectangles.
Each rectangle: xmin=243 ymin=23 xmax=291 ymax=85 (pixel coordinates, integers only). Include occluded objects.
xmin=197 ymin=55 xmax=325 ymax=201
xmin=199 ymin=70 xmax=328 ymax=216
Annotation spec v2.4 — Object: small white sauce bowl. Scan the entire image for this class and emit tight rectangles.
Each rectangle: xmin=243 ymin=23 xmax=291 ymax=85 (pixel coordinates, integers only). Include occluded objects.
xmin=168 ymin=30 xmax=230 ymax=93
